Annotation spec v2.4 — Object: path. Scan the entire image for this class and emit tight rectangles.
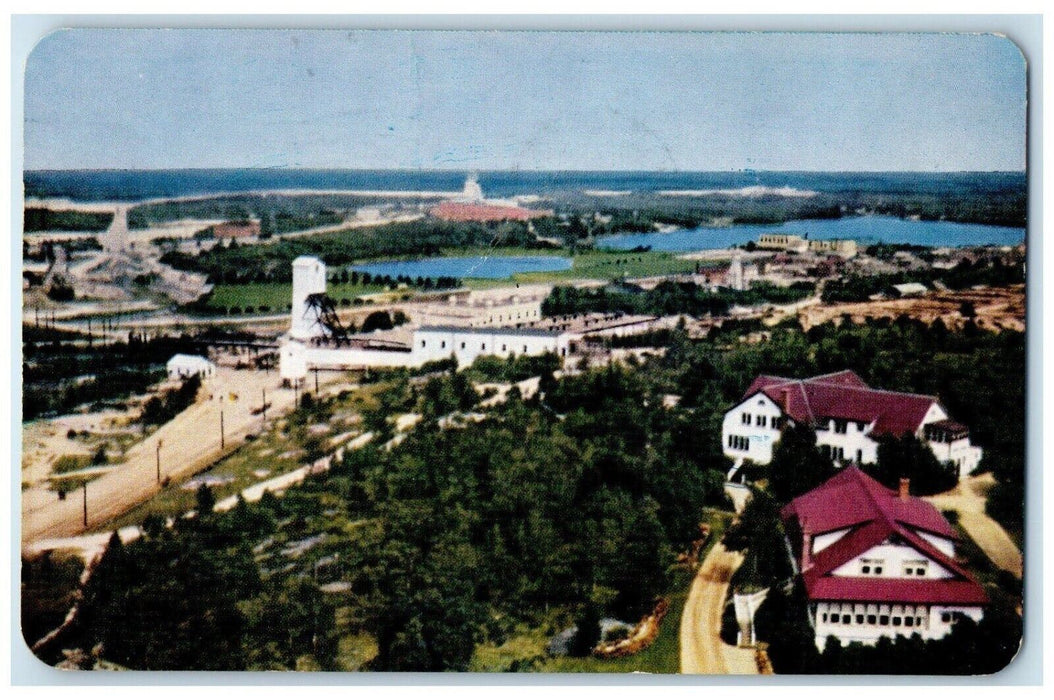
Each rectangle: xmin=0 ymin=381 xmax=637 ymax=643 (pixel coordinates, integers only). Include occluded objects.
xmin=21 ymin=366 xmax=312 ymax=546
xmin=925 ymin=473 xmax=1023 ymax=579
xmin=679 ymin=542 xmax=758 ymax=675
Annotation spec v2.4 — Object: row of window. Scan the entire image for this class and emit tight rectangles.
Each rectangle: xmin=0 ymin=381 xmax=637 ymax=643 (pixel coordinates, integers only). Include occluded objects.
xmin=827 ymin=418 xmax=865 ymax=434
xmin=421 ymin=339 xmax=531 ymax=353
xmin=728 ymin=435 xmax=750 ymax=451
xmin=859 ymin=559 xmax=929 ymax=577
xmin=820 ymin=612 xmax=925 ymax=629
xmin=740 ymin=413 xmax=783 ymax=429
xmin=486 ymin=310 xmax=538 ymax=324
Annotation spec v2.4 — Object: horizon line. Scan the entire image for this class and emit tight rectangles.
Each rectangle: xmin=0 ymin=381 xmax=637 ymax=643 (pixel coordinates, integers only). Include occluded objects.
xmin=23 ymin=167 xmax=1028 ymax=175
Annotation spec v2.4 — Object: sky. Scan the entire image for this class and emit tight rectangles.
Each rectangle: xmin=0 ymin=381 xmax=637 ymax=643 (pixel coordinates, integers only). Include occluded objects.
xmin=23 ymin=29 xmax=1027 ymax=172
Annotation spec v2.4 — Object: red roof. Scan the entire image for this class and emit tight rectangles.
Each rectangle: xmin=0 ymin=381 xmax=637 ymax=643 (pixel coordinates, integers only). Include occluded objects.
xmin=429 ymin=201 xmax=552 ymax=222
xmin=782 ymin=467 xmax=987 ymax=606
xmin=744 ymin=370 xmax=938 ymax=436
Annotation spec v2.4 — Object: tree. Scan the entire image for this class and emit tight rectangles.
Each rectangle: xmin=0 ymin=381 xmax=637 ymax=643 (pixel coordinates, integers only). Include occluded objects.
xmin=868 ymin=433 xmax=957 ymax=496
xmin=361 ymin=310 xmax=394 ymax=333
xmin=767 ymin=424 xmax=836 ymax=503
xmin=195 ymin=483 xmax=216 ymax=515
xmin=753 ymin=577 xmax=821 ymax=673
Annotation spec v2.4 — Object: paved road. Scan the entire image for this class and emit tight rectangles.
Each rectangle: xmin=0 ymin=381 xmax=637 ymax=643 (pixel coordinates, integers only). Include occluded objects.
xmin=679 ymin=542 xmax=758 ymax=675
xmin=22 ymin=367 xmax=302 ymax=546
xmin=925 ymin=473 xmax=1023 ymax=579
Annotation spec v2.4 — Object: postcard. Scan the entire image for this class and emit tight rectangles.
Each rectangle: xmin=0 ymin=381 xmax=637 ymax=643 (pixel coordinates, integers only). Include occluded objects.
xmin=19 ymin=27 xmax=1026 ymax=675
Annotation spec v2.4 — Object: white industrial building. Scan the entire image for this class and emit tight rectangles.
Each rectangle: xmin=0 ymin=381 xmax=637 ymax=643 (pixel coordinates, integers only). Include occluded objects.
xmin=278 ymin=257 xmax=668 ymax=381
xmin=722 ymin=370 xmax=982 ymax=479
xmin=166 ymin=354 xmax=216 ymax=380
xmin=782 ymin=468 xmax=987 ymax=649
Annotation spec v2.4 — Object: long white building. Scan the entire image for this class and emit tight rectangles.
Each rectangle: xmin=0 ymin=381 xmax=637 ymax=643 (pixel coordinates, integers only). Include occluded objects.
xmin=722 ymin=370 xmax=983 ymax=479
xmin=782 ymin=467 xmax=987 ymax=649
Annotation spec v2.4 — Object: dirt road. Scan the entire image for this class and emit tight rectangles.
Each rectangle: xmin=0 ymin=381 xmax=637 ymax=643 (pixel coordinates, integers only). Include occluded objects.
xmin=679 ymin=543 xmax=758 ymax=675
xmin=925 ymin=474 xmax=1023 ymax=579
xmin=21 ymin=367 xmax=304 ymax=546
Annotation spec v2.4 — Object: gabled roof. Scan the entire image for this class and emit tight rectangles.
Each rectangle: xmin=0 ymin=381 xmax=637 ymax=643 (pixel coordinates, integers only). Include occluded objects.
xmin=742 ymin=370 xmax=938 ymax=436
xmin=782 ymin=467 xmax=987 ymax=606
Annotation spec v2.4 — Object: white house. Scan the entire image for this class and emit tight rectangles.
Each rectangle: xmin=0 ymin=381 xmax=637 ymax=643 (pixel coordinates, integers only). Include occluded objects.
xmin=166 ymin=354 xmax=216 ymax=380
xmin=721 ymin=370 xmax=982 ymax=479
xmin=782 ymin=467 xmax=987 ymax=649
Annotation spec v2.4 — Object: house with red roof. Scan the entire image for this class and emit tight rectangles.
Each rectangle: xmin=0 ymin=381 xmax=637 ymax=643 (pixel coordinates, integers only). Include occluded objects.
xmin=782 ymin=467 xmax=987 ymax=648
xmin=721 ymin=370 xmax=982 ymax=479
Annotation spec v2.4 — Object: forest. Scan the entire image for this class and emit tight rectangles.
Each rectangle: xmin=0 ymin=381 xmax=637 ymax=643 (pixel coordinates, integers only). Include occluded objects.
xmin=541 ymin=280 xmax=815 ymax=319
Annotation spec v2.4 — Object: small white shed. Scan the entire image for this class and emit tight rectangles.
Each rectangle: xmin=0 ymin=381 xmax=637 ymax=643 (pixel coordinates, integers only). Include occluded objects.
xmin=167 ymin=354 xmax=216 ymax=380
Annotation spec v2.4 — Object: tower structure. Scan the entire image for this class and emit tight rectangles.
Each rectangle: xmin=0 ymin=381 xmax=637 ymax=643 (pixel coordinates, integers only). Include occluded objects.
xmin=729 ymin=251 xmax=746 ymax=291
xmin=290 ymin=256 xmax=328 ymax=340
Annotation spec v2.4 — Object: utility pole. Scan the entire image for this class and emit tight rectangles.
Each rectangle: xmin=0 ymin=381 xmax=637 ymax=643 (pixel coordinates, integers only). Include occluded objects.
xmin=82 ymin=481 xmax=88 ymax=528
xmin=220 ymin=408 xmax=226 ymax=449
xmin=156 ymin=439 xmax=163 ymax=484
xmin=262 ymin=387 xmax=267 ymax=426
xmin=314 ymin=367 xmax=319 ymax=394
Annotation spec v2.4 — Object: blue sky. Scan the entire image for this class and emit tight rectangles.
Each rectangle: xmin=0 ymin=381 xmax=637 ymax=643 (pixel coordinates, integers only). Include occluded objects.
xmin=23 ymin=30 xmax=1026 ymax=172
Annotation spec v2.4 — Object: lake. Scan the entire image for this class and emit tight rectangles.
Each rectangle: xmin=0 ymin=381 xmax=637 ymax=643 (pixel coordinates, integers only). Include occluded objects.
xmin=351 ymin=255 xmax=572 ymax=280
xmin=598 ymin=216 xmax=1026 ymax=251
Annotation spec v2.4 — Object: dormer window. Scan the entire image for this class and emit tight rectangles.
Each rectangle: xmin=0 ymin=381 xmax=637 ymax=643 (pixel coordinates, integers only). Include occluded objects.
xmin=903 ymin=560 xmax=928 ymax=577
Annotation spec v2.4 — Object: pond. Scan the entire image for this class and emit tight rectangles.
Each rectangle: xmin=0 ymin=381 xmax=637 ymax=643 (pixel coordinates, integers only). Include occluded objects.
xmin=598 ymin=216 xmax=1026 ymax=252
xmin=351 ymin=255 xmax=572 ymax=280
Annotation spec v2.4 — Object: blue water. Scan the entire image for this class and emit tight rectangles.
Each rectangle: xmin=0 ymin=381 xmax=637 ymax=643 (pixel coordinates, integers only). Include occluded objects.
xmin=351 ymin=255 xmax=572 ymax=280
xmin=599 ymin=216 xmax=1025 ymax=251
xmin=23 ymin=168 xmax=1026 ymax=202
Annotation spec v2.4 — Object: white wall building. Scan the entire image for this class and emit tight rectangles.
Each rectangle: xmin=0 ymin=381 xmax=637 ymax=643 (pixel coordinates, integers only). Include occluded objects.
xmin=166 ymin=354 xmax=216 ymax=380
xmin=782 ymin=468 xmax=987 ymax=649
xmin=290 ymin=256 xmax=328 ymax=340
xmin=722 ymin=370 xmax=982 ymax=479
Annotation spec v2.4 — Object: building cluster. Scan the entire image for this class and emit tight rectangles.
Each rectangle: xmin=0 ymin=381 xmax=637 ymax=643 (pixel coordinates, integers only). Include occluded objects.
xmin=756 ymin=234 xmax=858 ymax=258
xmin=278 ymin=256 xmax=667 ymax=381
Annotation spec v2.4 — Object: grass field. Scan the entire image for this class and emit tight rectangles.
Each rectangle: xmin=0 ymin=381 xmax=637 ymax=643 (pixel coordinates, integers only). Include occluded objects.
xmin=204 ymin=282 xmax=385 ymax=314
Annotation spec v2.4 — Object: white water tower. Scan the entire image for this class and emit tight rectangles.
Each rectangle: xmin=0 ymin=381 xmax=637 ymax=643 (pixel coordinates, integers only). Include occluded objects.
xmin=290 ymin=256 xmax=327 ymax=339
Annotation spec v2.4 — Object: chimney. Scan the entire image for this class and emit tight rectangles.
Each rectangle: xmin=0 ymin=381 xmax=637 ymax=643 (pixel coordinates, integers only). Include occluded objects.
xmin=801 ymin=528 xmax=813 ymax=571
xmin=780 ymin=387 xmax=791 ymax=412
xmin=899 ymin=478 xmax=910 ymax=501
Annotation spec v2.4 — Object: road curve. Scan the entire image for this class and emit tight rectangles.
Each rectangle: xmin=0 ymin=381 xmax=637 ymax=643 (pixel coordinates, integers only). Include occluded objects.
xmin=679 ymin=542 xmax=758 ymax=675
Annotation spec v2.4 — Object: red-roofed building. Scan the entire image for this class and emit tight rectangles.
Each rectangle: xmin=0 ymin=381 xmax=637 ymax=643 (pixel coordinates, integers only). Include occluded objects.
xmin=722 ymin=370 xmax=982 ymax=478
xmin=782 ymin=467 xmax=987 ymax=648
xmin=429 ymin=201 xmax=552 ymax=223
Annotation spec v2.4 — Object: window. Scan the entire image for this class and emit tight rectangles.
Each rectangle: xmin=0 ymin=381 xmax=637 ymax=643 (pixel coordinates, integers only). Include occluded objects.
xmin=861 ymin=559 xmax=885 ymax=576
xmin=856 ymin=449 xmax=863 ymax=463
xmin=904 ymin=617 xmax=914 ymax=628
xmin=441 ymin=341 xmax=446 ymax=349
xmin=421 ymin=340 xmax=427 ymax=348
xmin=892 ymin=617 xmax=902 ymax=626
xmin=758 ymin=415 xmax=767 ymax=427
xmin=833 ymin=419 xmax=848 ymax=434
xmin=523 ymin=345 xmax=527 ymax=353
xmin=903 ymin=560 xmax=928 ymax=577
xmin=916 ymin=617 xmax=924 ymax=627
xmin=879 ymin=615 xmax=890 ymax=626
xmin=742 ymin=413 xmax=752 ymax=425
xmin=856 ymin=614 xmax=864 ymax=624
xmin=460 ymin=342 xmax=466 ymax=349
xmin=821 ymin=613 xmax=828 ymax=623
xmin=502 ymin=344 xmax=507 ymax=351
xmin=867 ymin=615 xmax=877 ymax=624
xmin=481 ymin=343 xmax=486 ymax=350
xmin=941 ymin=613 xmax=951 ymax=623
xmin=842 ymin=615 xmax=851 ymax=624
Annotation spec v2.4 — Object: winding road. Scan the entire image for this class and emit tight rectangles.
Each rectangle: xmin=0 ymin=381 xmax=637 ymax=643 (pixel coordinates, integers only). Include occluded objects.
xmin=679 ymin=542 xmax=758 ymax=675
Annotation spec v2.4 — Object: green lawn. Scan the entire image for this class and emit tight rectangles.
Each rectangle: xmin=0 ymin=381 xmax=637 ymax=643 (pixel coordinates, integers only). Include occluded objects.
xmin=204 ymin=282 xmax=384 ymax=314
xmin=462 ymin=249 xmax=702 ymax=289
